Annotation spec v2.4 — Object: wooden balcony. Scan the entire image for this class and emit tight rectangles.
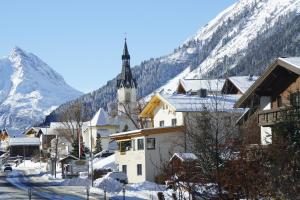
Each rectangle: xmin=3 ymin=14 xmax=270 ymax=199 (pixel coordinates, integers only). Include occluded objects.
xmin=258 ymin=107 xmax=300 ymax=126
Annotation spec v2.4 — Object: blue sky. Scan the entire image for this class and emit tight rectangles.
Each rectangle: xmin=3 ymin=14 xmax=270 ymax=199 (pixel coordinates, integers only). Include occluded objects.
xmin=0 ymin=0 xmax=237 ymax=93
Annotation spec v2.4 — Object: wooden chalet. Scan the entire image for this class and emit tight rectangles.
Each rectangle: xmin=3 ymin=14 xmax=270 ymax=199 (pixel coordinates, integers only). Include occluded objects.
xmin=221 ymin=76 xmax=259 ymax=95
xmin=235 ymin=57 xmax=300 ymax=145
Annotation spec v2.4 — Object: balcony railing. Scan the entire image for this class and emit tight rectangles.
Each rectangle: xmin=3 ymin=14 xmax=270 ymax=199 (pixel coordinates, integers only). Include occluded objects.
xmin=258 ymin=106 xmax=300 ymax=126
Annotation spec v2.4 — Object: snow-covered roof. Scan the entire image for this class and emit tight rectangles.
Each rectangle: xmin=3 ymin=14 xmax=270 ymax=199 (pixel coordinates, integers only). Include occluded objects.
xmin=24 ymin=127 xmax=40 ymax=135
xmin=170 ymin=153 xmax=198 ymax=162
xmin=39 ymin=127 xmax=57 ymax=135
xmin=162 ymin=94 xmax=244 ymax=113
xmin=59 ymin=154 xmax=79 ymax=162
xmin=227 ymin=76 xmax=259 ymax=93
xmin=9 ymin=137 xmax=40 ymax=146
xmin=279 ymin=57 xmax=300 ymax=69
xmin=90 ymin=108 xmax=109 ymax=126
xmin=236 ymin=57 xmax=300 ymax=108
xmin=179 ymin=79 xmax=225 ymax=93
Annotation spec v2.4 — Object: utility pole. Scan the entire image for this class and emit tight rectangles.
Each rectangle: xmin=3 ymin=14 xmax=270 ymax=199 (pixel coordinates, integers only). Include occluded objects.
xmin=90 ymin=120 xmax=94 ymax=187
xmin=54 ymin=134 xmax=58 ymax=178
xmin=78 ymin=125 xmax=81 ymax=160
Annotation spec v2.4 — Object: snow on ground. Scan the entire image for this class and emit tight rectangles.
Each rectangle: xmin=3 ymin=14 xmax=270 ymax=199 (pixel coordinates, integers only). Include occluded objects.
xmin=13 ymin=160 xmax=47 ymax=175
xmin=94 ymin=176 xmax=123 ymax=192
xmin=93 ymin=154 xmax=118 ymax=171
xmin=93 ymin=176 xmax=166 ymax=200
xmin=8 ymin=158 xmax=169 ymax=199
xmin=60 ymin=177 xmax=91 ymax=186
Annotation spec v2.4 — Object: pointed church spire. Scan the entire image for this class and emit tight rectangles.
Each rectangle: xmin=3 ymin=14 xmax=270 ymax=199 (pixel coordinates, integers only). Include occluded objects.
xmin=122 ymin=38 xmax=130 ymax=60
xmin=117 ymin=38 xmax=137 ymax=89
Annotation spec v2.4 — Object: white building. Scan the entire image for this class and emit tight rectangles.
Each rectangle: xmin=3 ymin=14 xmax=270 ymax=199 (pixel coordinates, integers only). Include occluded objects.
xmin=111 ymin=90 xmax=244 ymax=183
xmin=140 ymin=93 xmax=243 ymax=128
xmin=111 ymin=126 xmax=185 ymax=183
xmin=82 ymin=108 xmax=119 ymax=152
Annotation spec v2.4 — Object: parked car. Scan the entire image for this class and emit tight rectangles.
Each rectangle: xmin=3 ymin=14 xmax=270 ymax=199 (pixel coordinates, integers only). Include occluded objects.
xmin=3 ymin=164 xmax=12 ymax=172
xmin=106 ymin=172 xmax=128 ymax=184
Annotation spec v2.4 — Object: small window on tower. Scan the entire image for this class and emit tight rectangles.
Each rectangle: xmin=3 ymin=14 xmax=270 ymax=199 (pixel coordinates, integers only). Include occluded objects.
xmin=125 ymin=92 xmax=131 ymax=102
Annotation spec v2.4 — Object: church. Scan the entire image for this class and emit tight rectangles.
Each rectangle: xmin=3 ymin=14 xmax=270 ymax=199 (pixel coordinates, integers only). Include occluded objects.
xmin=82 ymin=39 xmax=139 ymax=152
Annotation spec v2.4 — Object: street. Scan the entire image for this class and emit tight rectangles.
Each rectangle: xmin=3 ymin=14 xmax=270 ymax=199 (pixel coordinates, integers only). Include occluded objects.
xmin=0 ymin=171 xmax=104 ymax=200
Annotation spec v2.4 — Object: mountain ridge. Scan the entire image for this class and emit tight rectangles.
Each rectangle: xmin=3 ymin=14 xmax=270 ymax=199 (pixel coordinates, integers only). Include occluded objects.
xmin=45 ymin=0 xmax=300 ymax=124
xmin=0 ymin=47 xmax=83 ymax=135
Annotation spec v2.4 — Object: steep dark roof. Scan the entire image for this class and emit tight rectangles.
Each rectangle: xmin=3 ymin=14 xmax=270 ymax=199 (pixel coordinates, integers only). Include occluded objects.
xmin=117 ymin=39 xmax=137 ymax=89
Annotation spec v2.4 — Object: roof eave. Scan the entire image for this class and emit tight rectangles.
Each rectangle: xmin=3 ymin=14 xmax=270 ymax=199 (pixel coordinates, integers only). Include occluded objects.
xmin=235 ymin=58 xmax=300 ymax=108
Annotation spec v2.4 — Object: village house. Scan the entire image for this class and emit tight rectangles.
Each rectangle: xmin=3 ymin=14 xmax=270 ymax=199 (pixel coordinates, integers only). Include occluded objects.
xmin=9 ymin=137 xmax=40 ymax=157
xmin=235 ymin=57 xmax=300 ymax=145
xmin=24 ymin=127 xmax=56 ymax=155
xmin=112 ymin=90 xmax=244 ymax=183
xmin=168 ymin=153 xmax=198 ymax=182
xmin=82 ymin=108 xmax=119 ymax=152
xmin=221 ymin=75 xmax=259 ymax=95
xmin=111 ymin=126 xmax=185 ymax=183
xmin=177 ymin=79 xmax=225 ymax=95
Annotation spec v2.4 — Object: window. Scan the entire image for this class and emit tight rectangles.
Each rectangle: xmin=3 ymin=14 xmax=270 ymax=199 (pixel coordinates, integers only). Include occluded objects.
xmin=137 ymin=164 xmax=142 ymax=175
xmin=125 ymin=92 xmax=131 ymax=102
xmin=137 ymin=139 xmax=144 ymax=150
xmin=122 ymin=165 xmax=127 ymax=174
xmin=290 ymin=92 xmax=300 ymax=107
xmin=132 ymin=139 xmax=135 ymax=151
xmin=159 ymin=120 xmax=164 ymax=127
xmin=120 ymin=140 xmax=131 ymax=152
xmin=277 ymin=96 xmax=282 ymax=107
xmin=146 ymin=138 xmax=155 ymax=149
xmin=171 ymin=118 xmax=177 ymax=126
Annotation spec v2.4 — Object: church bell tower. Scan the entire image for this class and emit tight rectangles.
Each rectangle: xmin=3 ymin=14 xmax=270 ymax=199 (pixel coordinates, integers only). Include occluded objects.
xmin=117 ymin=38 xmax=137 ymax=115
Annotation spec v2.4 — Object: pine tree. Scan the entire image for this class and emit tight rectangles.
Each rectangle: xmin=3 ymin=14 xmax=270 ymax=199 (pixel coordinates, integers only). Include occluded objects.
xmin=93 ymin=134 xmax=102 ymax=154
xmin=71 ymin=137 xmax=80 ymax=158
xmin=71 ymin=137 xmax=86 ymax=159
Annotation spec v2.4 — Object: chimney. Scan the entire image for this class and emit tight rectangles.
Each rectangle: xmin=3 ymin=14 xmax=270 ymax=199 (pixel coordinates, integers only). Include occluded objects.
xmin=248 ymin=74 xmax=253 ymax=81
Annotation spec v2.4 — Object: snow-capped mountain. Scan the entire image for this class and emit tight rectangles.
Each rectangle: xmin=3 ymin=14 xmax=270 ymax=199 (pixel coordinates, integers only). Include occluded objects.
xmin=0 ymin=47 xmax=83 ymax=135
xmin=184 ymin=0 xmax=300 ymax=78
xmin=147 ymin=0 xmax=300 ymax=94
xmin=45 ymin=0 xmax=300 ymax=123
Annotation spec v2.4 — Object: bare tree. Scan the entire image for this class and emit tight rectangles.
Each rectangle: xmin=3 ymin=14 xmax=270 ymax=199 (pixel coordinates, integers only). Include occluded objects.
xmin=181 ymin=80 xmax=242 ymax=199
xmin=118 ymin=98 xmax=147 ymax=129
xmin=50 ymin=101 xmax=87 ymax=177
xmin=58 ymin=101 xmax=87 ymax=158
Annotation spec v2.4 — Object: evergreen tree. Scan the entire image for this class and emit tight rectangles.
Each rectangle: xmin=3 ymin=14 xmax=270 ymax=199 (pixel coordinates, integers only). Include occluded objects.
xmin=93 ymin=134 xmax=102 ymax=154
xmin=71 ymin=137 xmax=86 ymax=159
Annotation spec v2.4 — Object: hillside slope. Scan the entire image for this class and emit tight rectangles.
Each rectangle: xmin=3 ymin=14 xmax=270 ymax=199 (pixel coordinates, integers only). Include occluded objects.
xmin=45 ymin=0 xmax=300 ymax=123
